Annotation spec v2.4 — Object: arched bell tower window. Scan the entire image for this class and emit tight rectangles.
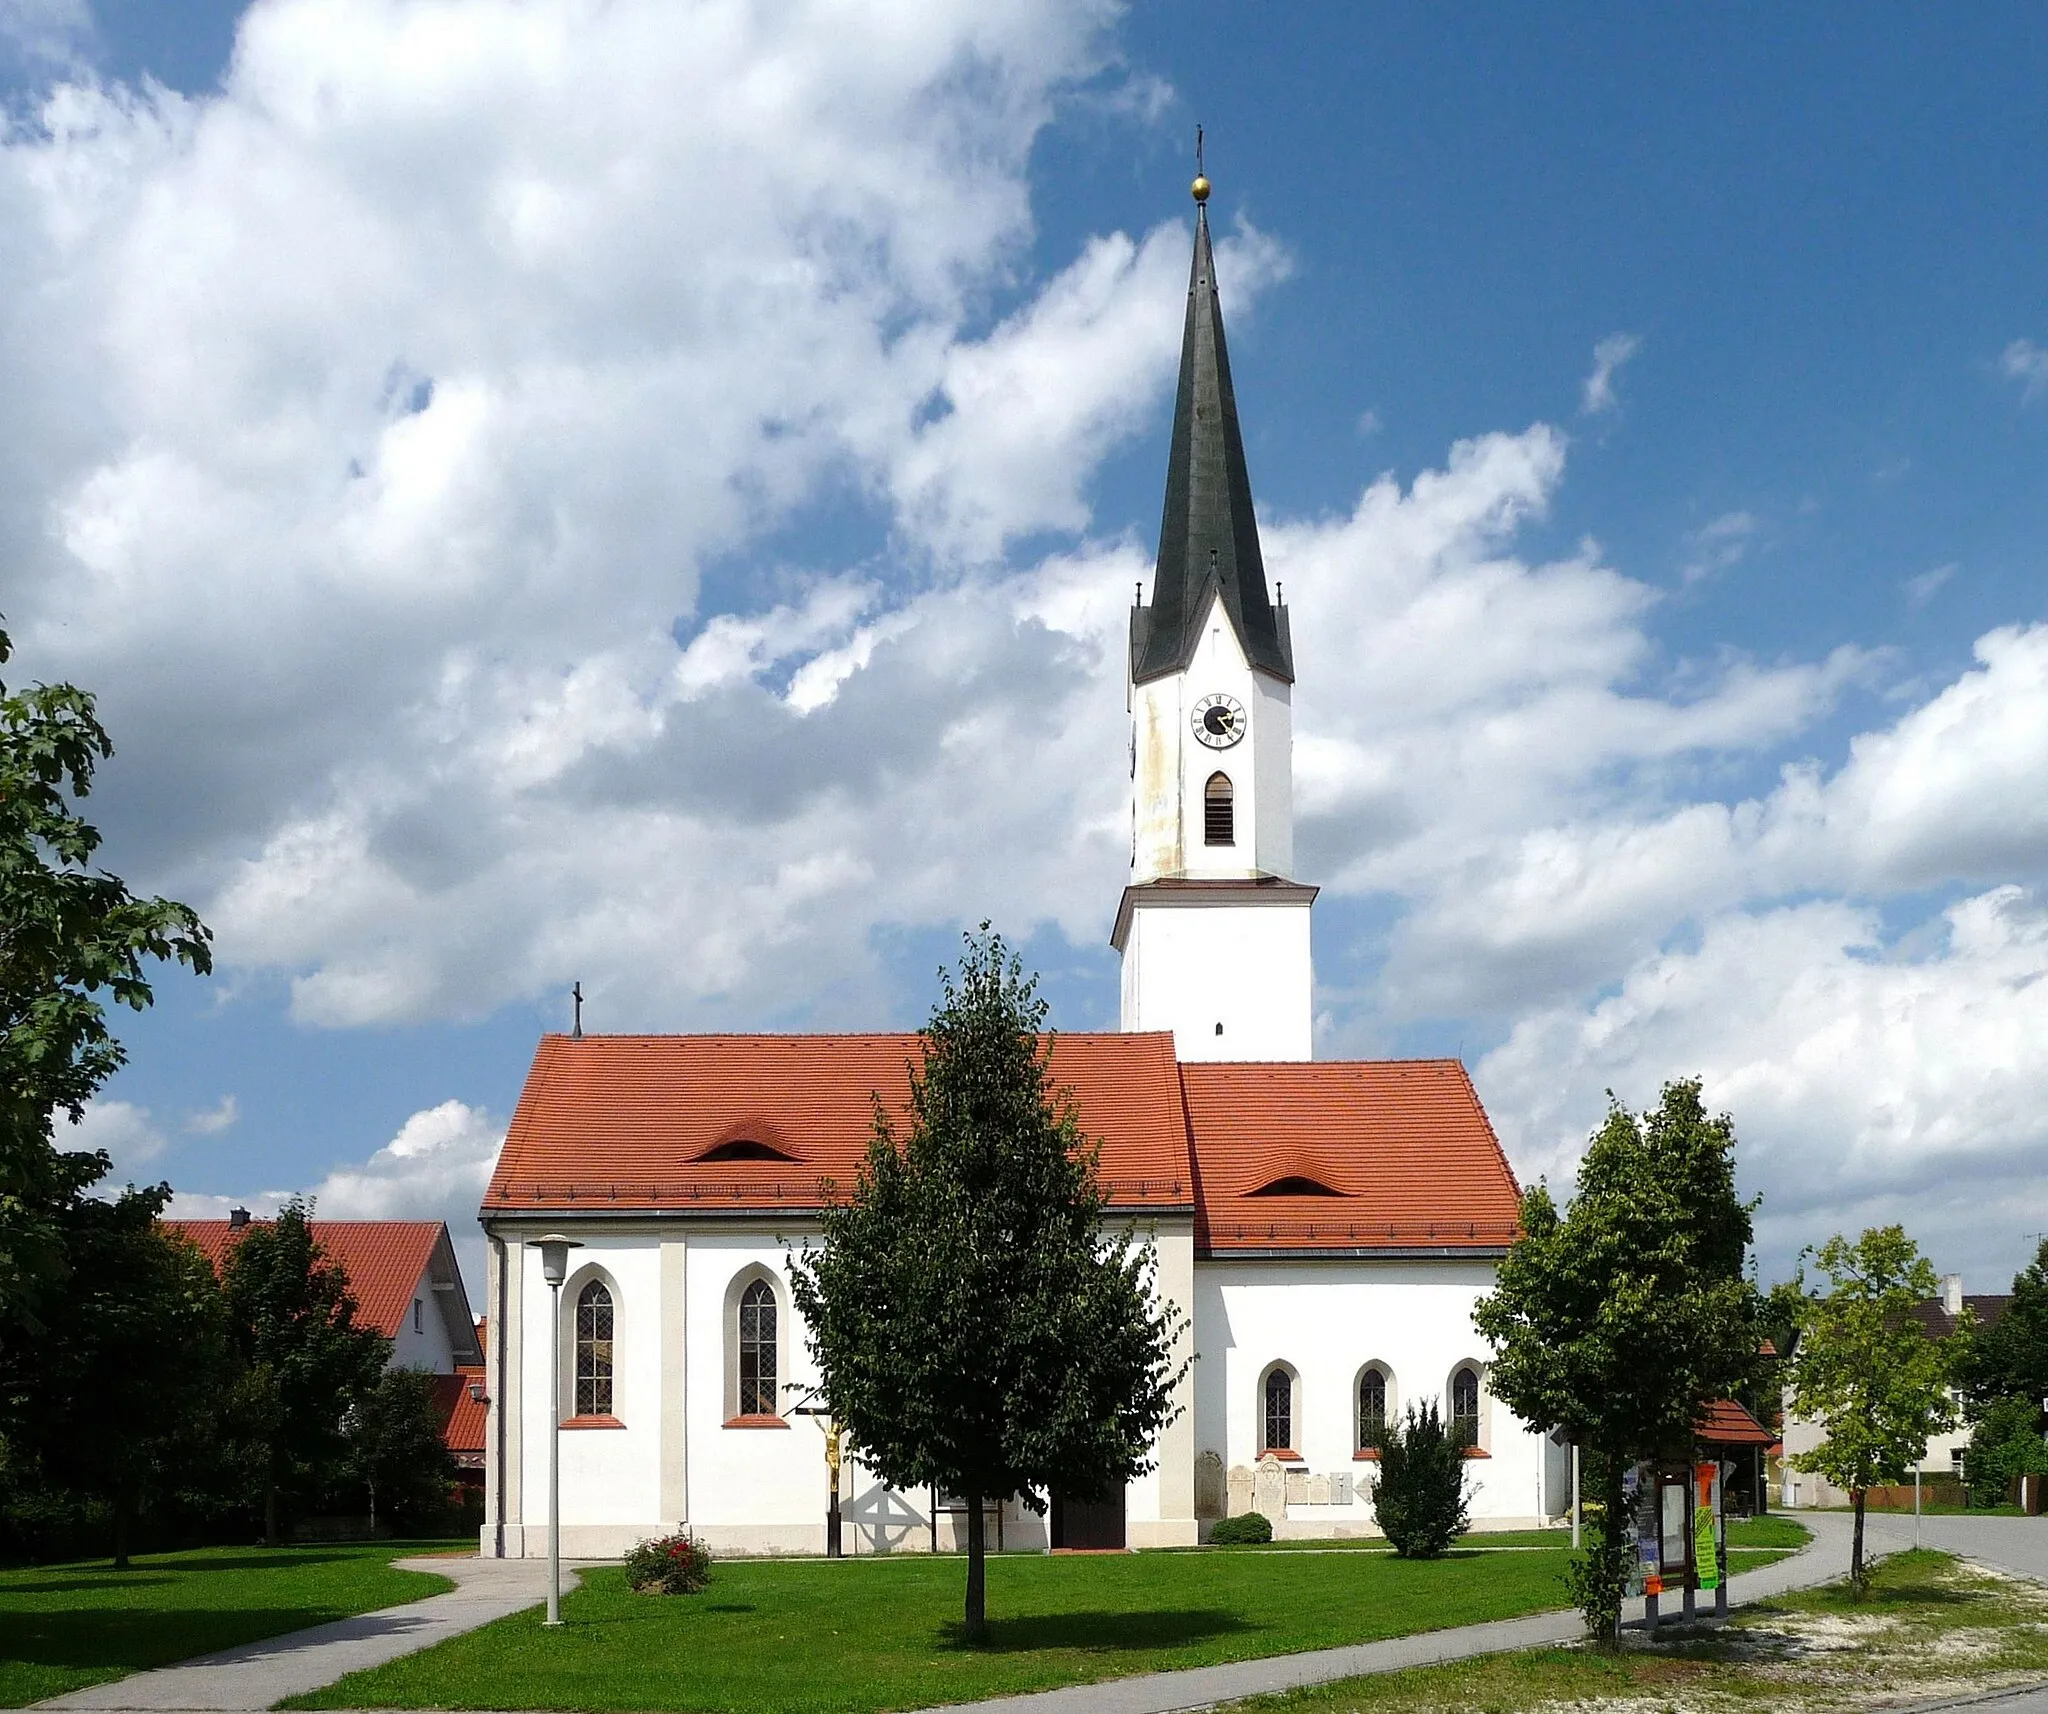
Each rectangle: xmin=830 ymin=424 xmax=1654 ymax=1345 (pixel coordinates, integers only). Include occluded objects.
xmin=1204 ymin=772 xmax=1235 ymax=846
xmin=574 ymin=1279 xmax=614 ymax=1417
xmin=739 ymin=1279 xmax=778 ymax=1417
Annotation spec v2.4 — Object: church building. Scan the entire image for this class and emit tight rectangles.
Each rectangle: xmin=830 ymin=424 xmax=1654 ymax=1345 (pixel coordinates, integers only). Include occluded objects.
xmin=477 ymin=174 xmax=1565 ymax=1557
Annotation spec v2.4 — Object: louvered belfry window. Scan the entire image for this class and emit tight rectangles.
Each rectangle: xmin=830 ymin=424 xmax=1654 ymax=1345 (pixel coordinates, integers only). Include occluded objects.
xmin=1205 ymin=772 xmax=1234 ymax=845
xmin=1262 ymin=1366 xmax=1292 ymax=1452
xmin=739 ymin=1279 xmax=778 ymax=1417
xmin=575 ymin=1279 xmax=614 ymax=1417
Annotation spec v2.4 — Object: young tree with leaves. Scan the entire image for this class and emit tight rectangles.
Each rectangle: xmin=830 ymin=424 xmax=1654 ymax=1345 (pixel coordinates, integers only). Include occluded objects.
xmin=1956 ymin=1235 xmax=2048 ymax=1486
xmin=1788 ymin=1226 xmax=1956 ymax=1593
xmin=1473 ymin=1079 xmax=1759 ymax=1643
xmin=344 ymin=1368 xmax=460 ymax=1533
xmin=221 ymin=1200 xmax=391 ymax=1545
xmin=0 ymin=624 xmax=210 ymax=1330
xmin=790 ymin=927 xmax=1187 ymax=1643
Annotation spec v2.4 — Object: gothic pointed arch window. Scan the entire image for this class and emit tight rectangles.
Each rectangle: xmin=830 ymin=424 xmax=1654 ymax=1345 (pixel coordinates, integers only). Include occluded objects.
xmin=1205 ymin=772 xmax=1235 ymax=846
xmin=1450 ymin=1364 xmax=1481 ymax=1447
xmin=1357 ymin=1366 xmax=1389 ymax=1452
xmin=1261 ymin=1364 xmax=1294 ymax=1454
xmin=739 ymin=1278 xmax=778 ymax=1418
xmin=574 ymin=1279 xmax=614 ymax=1418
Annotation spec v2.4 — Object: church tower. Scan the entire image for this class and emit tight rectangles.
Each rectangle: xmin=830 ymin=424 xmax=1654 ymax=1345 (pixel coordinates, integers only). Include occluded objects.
xmin=1112 ymin=167 xmax=1316 ymax=1062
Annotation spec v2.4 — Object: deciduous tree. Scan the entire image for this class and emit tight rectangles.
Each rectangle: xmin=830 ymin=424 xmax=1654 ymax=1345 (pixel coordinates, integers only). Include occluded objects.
xmin=0 ymin=625 xmax=210 ymax=1329
xmin=1473 ymin=1079 xmax=1758 ymax=1642
xmin=790 ymin=927 xmax=1187 ymax=1643
xmin=1788 ymin=1226 xmax=1956 ymax=1593
xmin=344 ymin=1367 xmax=459 ymax=1533
xmin=221 ymin=1200 xmax=390 ymax=1544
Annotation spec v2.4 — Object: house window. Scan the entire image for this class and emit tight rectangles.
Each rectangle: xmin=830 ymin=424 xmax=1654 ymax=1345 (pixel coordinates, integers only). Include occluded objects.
xmin=1358 ymin=1369 xmax=1388 ymax=1450
xmin=1262 ymin=1366 xmax=1293 ymax=1453
xmin=1204 ymin=773 xmax=1234 ymax=846
xmin=1450 ymin=1365 xmax=1480 ymax=1446
xmin=574 ymin=1279 xmax=614 ymax=1417
xmin=412 ymin=1299 xmax=423 ymax=1335
xmin=739 ymin=1279 xmax=777 ymax=1417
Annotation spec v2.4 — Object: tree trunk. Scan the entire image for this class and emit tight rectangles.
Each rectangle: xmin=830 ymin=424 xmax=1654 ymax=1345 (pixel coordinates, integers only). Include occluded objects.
xmin=963 ymin=1491 xmax=987 ymax=1644
xmin=1598 ymin=1452 xmax=1628 ymax=1646
xmin=367 ymin=1474 xmax=377 ymax=1536
xmin=1851 ymin=1488 xmax=1867 ymax=1596
xmin=264 ymin=1459 xmax=280 ymax=1549
xmin=112 ymin=1488 xmax=131 ymax=1571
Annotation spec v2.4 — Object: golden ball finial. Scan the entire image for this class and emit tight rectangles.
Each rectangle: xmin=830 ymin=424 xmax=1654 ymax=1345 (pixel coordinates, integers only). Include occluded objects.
xmin=1191 ymin=173 xmax=1211 ymax=204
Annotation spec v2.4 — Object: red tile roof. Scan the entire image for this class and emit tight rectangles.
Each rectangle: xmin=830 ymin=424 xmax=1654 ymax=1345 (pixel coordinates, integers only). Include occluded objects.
xmin=486 ymin=1032 xmax=1194 ymax=1213
xmin=487 ymin=1035 xmax=1524 ymax=1255
xmin=1696 ymin=1398 xmax=1775 ymax=1447
xmin=169 ymin=1219 xmax=482 ymax=1361
xmin=1182 ymin=1060 xmax=1522 ymax=1252
xmin=432 ymin=1368 xmax=487 ymax=1459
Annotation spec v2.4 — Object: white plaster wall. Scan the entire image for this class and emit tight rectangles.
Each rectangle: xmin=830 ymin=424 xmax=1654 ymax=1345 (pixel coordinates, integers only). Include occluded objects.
xmin=684 ymin=1231 xmax=835 ymax=1550
xmin=514 ymin=1232 xmax=664 ymax=1543
xmin=1193 ymin=1258 xmax=1553 ymax=1531
xmin=387 ymin=1268 xmax=458 ymax=1373
xmin=1132 ymin=594 xmax=1291 ymax=886
xmin=1120 ymin=896 xmax=1313 ymax=1062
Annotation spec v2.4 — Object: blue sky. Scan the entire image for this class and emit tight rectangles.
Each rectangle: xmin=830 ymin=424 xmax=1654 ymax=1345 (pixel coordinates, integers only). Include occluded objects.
xmin=6 ymin=1 xmax=2048 ymax=1293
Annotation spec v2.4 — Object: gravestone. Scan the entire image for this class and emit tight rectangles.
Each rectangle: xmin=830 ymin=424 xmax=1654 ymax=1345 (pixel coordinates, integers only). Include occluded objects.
xmin=1228 ymin=1464 xmax=1254 ymax=1517
xmin=1285 ymin=1467 xmax=1310 ymax=1504
xmin=1332 ymin=1471 xmax=1353 ymax=1505
xmin=1308 ymin=1473 xmax=1331 ymax=1506
xmin=1253 ymin=1454 xmax=1287 ymax=1522
xmin=1195 ymin=1450 xmax=1226 ymax=1519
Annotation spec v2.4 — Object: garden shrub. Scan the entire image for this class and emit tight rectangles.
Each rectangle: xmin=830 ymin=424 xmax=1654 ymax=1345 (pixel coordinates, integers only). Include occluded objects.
xmin=624 ymin=1529 xmax=713 ymax=1594
xmin=1209 ymin=1511 xmax=1273 ymax=1545
xmin=1370 ymin=1401 xmax=1470 ymax=1558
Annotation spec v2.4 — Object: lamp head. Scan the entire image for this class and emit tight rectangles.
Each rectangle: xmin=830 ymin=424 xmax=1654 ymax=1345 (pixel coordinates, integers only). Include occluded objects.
xmin=535 ymin=1233 xmax=582 ymax=1285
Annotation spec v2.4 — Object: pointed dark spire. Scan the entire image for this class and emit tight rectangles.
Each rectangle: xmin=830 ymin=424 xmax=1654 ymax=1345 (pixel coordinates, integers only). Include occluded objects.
xmin=1131 ymin=171 xmax=1293 ymax=686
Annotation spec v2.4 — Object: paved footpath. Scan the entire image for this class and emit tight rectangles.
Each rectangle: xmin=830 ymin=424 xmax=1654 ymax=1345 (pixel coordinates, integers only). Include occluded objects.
xmin=32 ymin=1556 xmax=590 ymax=1713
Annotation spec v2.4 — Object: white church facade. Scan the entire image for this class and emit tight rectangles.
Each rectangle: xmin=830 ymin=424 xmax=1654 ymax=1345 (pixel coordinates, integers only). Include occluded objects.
xmin=477 ymin=175 xmax=1567 ymax=1558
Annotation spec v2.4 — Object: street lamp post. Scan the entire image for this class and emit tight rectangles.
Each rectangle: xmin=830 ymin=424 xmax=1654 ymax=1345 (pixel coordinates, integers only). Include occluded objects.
xmin=535 ymin=1235 xmax=583 ymax=1628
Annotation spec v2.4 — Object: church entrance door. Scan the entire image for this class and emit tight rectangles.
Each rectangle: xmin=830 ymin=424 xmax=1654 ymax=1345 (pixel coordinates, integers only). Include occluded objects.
xmin=1050 ymin=1489 xmax=1126 ymax=1550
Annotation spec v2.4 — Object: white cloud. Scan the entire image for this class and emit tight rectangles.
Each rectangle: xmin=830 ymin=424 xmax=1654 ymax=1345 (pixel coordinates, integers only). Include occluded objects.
xmin=1904 ymin=562 xmax=1957 ymax=606
xmin=1679 ymin=510 xmax=1758 ymax=585
xmin=0 ymin=0 xmax=88 ymax=68
xmin=1480 ymin=887 xmax=2048 ymax=1280
xmin=183 ymin=1094 xmax=240 ymax=1135
xmin=170 ymin=1099 xmax=505 ymax=1295
xmin=60 ymin=1099 xmax=169 ymax=1180
xmin=1580 ymin=332 xmax=1641 ymax=416
xmin=2000 ymin=338 xmax=2048 ymax=402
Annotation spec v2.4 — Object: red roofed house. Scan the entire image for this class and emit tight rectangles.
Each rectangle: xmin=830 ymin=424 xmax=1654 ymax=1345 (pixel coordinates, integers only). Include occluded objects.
xmin=172 ymin=1216 xmax=484 ymax=1469
xmin=478 ymin=179 xmax=1562 ymax=1558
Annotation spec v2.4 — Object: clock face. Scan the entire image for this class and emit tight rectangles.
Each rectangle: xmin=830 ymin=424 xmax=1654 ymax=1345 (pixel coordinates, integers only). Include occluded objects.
xmin=1192 ymin=693 xmax=1246 ymax=749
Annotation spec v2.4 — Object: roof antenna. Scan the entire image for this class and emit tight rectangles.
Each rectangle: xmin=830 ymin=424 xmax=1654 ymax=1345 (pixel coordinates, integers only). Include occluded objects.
xmin=572 ymin=981 xmax=584 ymax=1040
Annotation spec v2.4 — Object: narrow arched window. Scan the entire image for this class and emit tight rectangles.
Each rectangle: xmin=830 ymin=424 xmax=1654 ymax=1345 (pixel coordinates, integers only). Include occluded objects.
xmin=1204 ymin=773 xmax=1234 ymax=846
xmin=1450 ymin=1365 xmax=1480 ymax=1446
xmin=1262 ymin=1366 xmax=1292 ymax=1453
xmin=739 ymin=1279 xmax=777 ymax=1417
xmin=1358 ymin=1369 xmax=1388 ymax=1451
xmin=574 ymin=1280 xmax=614 ymax=1417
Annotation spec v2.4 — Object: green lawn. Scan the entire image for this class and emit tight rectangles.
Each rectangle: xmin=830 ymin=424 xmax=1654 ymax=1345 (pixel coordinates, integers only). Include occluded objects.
xmin=0 ymin=1540 xmax=464 ymax=1708
xmin=1195 ymin=1516 xmax=1808 ymax=1553
xmin=287 ymin=1547 xmax=1581 ymax=1714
